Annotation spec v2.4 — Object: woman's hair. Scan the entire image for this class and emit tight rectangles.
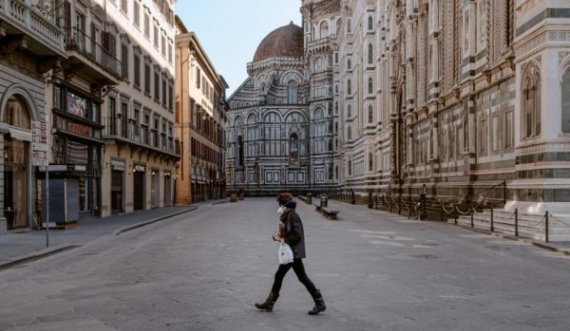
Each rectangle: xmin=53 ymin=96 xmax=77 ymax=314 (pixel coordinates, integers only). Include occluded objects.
xmin=276 ymin=192 xmax=293 ymax=206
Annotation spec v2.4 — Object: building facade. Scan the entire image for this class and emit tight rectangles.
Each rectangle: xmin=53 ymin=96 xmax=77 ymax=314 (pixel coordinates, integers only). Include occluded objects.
xmin=175 ymin=18 xmax=228 ymax=204
xmin=298 ymin=0 xmax=570 ymax=215
xmin=226 ymin=21 xmax=340 ymax=196
xmin=0 ymin=0 xmax=66 ymax=231
xmin=1 ymin=0 xmax=179 ymax=231
xmin=226 ymin=0 xmax=570 ymax=214
xmin=97 ymin=0 xmax=178 ymax=217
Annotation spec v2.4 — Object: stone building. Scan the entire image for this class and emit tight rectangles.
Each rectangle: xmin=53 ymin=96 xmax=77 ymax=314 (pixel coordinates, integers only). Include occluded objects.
xmin=226 ymin=20 xmax=340 ymax=196
xmin=1 ymin=0 xmax=179 ymax=230
xmin=175 ymin=17 xmax=228 ymax=204
xmin=227 ymin=0 xmax=570 ymax=216
xmin=97 ymin=0 xmax=178 ymax=217
xmin=294 ymin=0 xmax=570 ymax=216
xmin=0 ymin=0 xmax=65 ymax=231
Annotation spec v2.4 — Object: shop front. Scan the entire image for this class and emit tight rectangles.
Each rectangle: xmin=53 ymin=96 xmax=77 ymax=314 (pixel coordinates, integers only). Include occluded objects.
xmin=133 ymin=164 xmax=146 ymax=211
xmin=164 ymin=170 xmax=172 ymax=206
xmin=151 ymin=168 xmax=160 ymax=209
xmin=49 ymin=84 xmax=103 ymax=223
xmin=111 ymin=159 xmax=125 ymax=214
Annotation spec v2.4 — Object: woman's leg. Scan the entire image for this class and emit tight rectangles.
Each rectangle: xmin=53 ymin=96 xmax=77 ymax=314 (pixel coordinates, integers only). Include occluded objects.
xmin=270 ymin=263 xmax=293 ymax=295
xmin=291 ymin=259 xmax=317 ymax=295
xmin=256 ymin=263 xmax=293 ymax=311
xmin=292 ymin=259 xmax=326 ymax=315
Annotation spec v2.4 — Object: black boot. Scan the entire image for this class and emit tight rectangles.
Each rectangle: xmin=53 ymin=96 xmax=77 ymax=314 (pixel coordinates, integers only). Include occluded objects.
xmin=255 ymin=292 xmax=279 ymax=312
xmin=308 ymin=289 xmax=326 ymax=315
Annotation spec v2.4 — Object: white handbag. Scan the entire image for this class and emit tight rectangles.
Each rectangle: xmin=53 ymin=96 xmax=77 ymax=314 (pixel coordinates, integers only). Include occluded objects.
xmin=278 ymin=239 xmax=294 ymax=265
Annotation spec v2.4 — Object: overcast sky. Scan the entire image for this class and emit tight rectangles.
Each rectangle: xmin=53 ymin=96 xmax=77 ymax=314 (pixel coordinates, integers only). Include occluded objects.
xmin=175 ymin=0 xmax=302 ymax=96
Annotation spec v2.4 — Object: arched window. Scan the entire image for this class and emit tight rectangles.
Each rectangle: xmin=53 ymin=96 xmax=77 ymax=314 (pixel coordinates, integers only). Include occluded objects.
xmin=347 ymin=104 xmax=352 ymax=118
xmin=348 ymin=160 xmax=352 ymax=176
xmin=347 ymin=58 xmax=352 ymax=70
xmin=522 ymin=65 xmax=541 ymax=138
xmin=289 ymin=133 xmax=299 ymax=163
xmin=368 ymin=77 xmax=374 ymax=94
xmin=4 ymin=96 xmax=31 ymax=129
xmin=288 ymin=80 xmax=298 ymax=104
xmin=368 ymin=152 xmax=374 ymax=171
xmin=347 ymin=79 xmax=352 ymax=95
xmin=562 ymin=69 xmax=570 ymax=133
xmin=319 ymin=20 xmax=329 ymax=38
xmin=335 ymin=122 xmax=338 ymax=132
xmin=335 ymin=101 xmax=339 ymax=113
xmin=368 ymin=105 xmax=374 ymax=123
xmin=368 ymin=43 xmax=373 ymax=64
xmin=368 ymin=16 xmax=374 ymax=31
xmin=237 ymin=136 xmax=244 ymax=166
xmin=347 ymin=125 xmax=352 ymax=140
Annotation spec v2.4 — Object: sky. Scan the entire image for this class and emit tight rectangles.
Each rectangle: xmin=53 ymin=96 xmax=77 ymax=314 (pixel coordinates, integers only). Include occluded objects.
xmin=175 ymin=0 xmax=302 ymax=97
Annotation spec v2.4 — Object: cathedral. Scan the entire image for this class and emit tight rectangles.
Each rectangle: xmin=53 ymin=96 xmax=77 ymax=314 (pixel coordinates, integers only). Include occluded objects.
xmin=226 ymin=20 xmax=339 ymax=196
xmin=227 ymin=0 xmax=570 ymax=219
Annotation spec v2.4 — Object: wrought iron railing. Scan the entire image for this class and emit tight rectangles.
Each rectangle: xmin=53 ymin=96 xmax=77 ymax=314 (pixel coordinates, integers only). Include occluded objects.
xmin=65 ymin=27 xmax=121 ymax=78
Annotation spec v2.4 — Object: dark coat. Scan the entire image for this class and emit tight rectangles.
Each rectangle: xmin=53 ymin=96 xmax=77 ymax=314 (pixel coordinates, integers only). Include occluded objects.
xmin=279 ymin=202 xmax=306 ymax=259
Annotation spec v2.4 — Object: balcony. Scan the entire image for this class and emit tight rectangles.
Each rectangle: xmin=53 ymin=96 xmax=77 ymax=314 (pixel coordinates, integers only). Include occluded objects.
xmin=0 ymin=0 xmax=66 ymax=57
xmin=64 ymin=27 xmax=120 ymax=85
xmin=103 ymin=117 xmax=179 ymax=159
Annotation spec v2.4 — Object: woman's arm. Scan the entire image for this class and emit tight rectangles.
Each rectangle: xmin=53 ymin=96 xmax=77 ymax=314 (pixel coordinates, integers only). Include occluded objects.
xmin=284 ymin=215 xmax=302 ymax=245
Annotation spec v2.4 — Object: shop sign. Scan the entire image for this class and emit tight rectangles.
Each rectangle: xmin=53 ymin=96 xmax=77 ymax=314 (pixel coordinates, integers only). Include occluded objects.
xmin=134 ymin=164 xmax=146 ymax=172
xmin=111 ymin=160 xmax=125 ymax=171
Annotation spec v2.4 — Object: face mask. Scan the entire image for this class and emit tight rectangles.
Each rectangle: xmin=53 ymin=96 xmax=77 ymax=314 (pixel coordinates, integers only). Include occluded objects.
xmin=277 ymin=206 xmax=285 ymax=215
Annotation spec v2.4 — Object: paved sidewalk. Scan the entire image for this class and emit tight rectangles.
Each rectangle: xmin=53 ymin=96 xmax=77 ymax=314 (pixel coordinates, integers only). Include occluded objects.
xmin=0 ymin=203 xmax=209 ymax=270
xmin=312 ymin=199 xmax=570 ymax=255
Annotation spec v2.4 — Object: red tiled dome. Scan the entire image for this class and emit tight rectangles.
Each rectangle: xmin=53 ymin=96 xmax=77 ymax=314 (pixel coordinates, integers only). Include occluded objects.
xmin=253 ymin=22 xmax=304 ymax=62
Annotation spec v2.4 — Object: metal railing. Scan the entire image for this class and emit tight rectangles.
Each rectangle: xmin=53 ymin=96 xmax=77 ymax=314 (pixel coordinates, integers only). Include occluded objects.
xmin=65 ymin=27 xmax=121 ymax=78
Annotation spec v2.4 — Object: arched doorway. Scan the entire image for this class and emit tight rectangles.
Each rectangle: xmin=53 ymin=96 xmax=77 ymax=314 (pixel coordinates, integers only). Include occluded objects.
xmin=3 ymin=95 xmax=31 ymax=229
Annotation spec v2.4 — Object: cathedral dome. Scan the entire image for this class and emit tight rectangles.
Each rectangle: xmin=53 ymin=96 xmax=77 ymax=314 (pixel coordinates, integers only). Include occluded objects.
xmin=253 ymin=22 xmax=304 ymax=62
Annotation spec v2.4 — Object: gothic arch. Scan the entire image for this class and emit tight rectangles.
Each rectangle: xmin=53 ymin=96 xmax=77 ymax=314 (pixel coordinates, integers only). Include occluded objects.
xmin=313 ymin=107 xmax=325 ymax=121
xmin=279 ymin=70 xmax=303 ymax=85
xmin=255 ymin=73 xmax=271 ymax=91
xmin=262 ymin=111 xmax=282 ymax=122
xmin=319 ymin=20 xmax=329 ymax=38
xmin=246 ymin=112 xmax=256 ymax=124
xmin=285 ymin=110 xmax=308 ymax=123
xmin=521 ymin=60 xmax=541 ymax=138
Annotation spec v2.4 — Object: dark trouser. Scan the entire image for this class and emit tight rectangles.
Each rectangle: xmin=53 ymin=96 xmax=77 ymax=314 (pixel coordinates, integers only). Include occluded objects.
xmin=271 ymin=258 xmax=318 ymax=297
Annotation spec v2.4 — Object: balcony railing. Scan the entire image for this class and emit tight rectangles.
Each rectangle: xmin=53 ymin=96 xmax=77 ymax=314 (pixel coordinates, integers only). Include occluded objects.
xmin=0 ymin=0 xmax=65 ymax=55
xmin=104 ymin=117 xmax=176 ymax=155
xmin=65 ymin=27 xmax=121 ymax=78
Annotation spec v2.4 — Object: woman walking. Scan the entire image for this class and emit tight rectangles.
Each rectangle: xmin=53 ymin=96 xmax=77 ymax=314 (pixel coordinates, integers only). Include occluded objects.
xmin=255 ymin=193 xmax=326 ymax=315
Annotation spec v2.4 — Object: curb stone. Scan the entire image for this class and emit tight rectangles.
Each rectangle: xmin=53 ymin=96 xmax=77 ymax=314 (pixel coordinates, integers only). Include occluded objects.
xmin=0 ymin=207 xmax=198 ymax=271
xmin=114 ymin=207 xmax=198 ymax=235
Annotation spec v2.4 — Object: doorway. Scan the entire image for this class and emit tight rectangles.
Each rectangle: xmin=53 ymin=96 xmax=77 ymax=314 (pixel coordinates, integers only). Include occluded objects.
xmin=3 ymin=96 xmax=31 ymax=229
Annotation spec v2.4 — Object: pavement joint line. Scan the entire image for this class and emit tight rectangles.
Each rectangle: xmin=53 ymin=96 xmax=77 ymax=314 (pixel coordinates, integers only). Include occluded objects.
xmin=0 ymin=245 xmax=80 ymax=272
xmin=114 ymin=207 xmax=198 ymax=235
